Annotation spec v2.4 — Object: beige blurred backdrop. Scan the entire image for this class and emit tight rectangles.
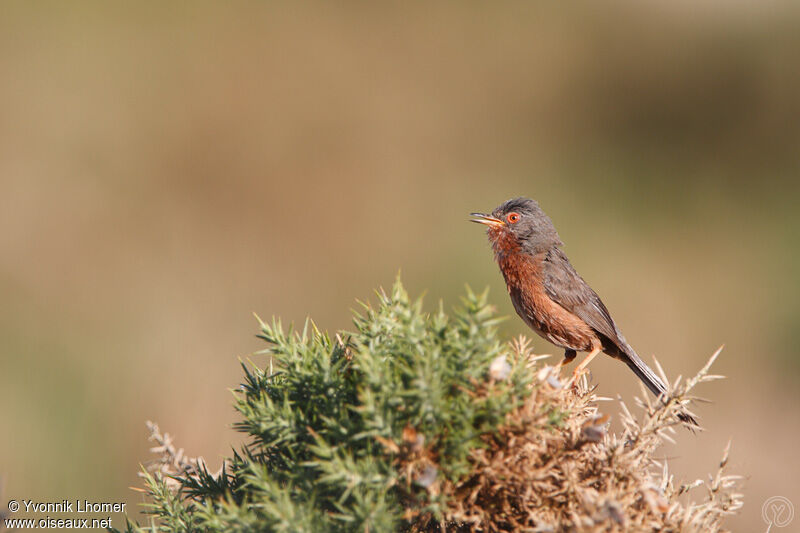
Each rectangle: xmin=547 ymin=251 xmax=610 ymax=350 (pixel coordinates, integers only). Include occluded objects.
xmin=1 ymin=2 xmax=799 ymax=530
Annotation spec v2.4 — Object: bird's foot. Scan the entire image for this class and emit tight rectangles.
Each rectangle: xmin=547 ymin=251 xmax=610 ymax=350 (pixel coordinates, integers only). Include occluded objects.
xmin=566 ymin=347 xmax=600 ymax=391
xmin=567 ymin=368 xmax=587 ymax=391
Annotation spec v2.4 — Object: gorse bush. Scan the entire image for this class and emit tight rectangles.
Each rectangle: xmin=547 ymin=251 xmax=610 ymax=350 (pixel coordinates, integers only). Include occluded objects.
xmin=128 ymin=280 xmax=536 ymax=532
xmin=122 ymin=279 xmax=741 ymax=532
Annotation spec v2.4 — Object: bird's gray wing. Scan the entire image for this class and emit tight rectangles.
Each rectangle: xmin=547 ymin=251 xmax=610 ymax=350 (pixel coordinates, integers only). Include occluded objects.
xmin=541 ymin=247 xmax=622 ymax=346
xmin=542 ymin=249 xmax=694 ymax=424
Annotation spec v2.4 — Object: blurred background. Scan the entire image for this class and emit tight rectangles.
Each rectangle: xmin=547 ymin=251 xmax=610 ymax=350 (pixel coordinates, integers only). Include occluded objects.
xmin=1 ymin=2 xmax=798 ymax=530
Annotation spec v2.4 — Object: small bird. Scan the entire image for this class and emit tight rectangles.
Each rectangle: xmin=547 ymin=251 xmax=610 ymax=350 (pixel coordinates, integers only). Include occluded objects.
xmin=471 ymin=197 xmax=696 ymax=427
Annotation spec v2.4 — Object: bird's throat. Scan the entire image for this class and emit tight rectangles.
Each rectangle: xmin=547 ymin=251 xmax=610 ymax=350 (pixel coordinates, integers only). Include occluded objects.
xmin=488 ymin=227 xmax=523 ymax=261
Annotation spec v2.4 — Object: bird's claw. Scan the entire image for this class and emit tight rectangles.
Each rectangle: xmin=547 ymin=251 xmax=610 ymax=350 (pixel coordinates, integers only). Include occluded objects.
xmin=567 ymin=368 xmax=588 ymax=391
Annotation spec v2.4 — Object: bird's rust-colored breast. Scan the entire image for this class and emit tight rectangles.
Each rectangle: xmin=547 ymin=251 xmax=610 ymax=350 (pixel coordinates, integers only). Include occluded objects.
xmin=497 ymin=250 xmax=599 ymax=352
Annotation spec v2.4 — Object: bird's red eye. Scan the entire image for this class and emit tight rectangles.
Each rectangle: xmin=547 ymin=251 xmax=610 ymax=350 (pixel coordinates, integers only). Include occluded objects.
xmin=507 ymin=212 xmax=520 ymax=224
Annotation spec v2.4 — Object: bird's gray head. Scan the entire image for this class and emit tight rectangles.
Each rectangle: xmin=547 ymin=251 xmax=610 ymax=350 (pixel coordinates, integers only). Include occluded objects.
xmin=471 ymin=197 xmax=562 ymax=254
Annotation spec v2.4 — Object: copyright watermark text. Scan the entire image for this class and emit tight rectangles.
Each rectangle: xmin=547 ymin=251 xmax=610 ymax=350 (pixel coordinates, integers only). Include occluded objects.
xmin=5 ymin=499 xmax=126 ymax=529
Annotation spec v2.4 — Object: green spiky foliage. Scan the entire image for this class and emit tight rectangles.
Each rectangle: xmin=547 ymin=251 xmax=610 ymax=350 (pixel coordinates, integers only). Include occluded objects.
xmin=123 ymin=279 xmax=536 ymax=532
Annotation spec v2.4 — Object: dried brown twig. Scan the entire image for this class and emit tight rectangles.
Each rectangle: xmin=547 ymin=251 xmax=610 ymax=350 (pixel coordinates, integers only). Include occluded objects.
xmin=418 ymin=344 xmax=742 ymax=532
xmin=143 ymin=421 xmax=221 ymax=489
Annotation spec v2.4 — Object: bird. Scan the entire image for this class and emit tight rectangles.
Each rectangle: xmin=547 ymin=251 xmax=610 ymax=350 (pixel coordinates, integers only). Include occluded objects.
xmin=471 ymin=197 xmax=697 ymax=427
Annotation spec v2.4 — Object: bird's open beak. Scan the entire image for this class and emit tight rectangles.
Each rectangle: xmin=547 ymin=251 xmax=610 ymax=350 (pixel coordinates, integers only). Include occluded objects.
xmin=470 ymin=212 xmax=504 ymax=228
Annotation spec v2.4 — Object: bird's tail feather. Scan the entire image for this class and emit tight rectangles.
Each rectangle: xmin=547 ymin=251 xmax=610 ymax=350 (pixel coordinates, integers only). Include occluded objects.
xmin=622 ymin=348 xmax=699 ymax=429
xmin=623 ymin=351 xmax=667 ymax=397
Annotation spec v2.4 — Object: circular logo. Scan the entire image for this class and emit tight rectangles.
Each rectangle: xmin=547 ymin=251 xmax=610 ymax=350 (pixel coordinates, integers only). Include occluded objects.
xmin=763 ymin=496 xmax=794 ymax=530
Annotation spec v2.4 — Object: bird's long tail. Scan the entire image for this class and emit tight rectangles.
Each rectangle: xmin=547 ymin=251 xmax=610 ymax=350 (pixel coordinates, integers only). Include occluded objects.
xmin=621 ymin=347 xmax=699 ymax=428
xmin=623 ymin=350 xmax=667 ymax=397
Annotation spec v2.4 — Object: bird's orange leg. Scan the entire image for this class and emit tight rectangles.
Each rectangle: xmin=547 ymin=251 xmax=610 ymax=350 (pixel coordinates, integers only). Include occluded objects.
xmin=569 ymin=346 xmax=602 ymax=385
xmin=556 ymin=349 xmax=577 ymax=376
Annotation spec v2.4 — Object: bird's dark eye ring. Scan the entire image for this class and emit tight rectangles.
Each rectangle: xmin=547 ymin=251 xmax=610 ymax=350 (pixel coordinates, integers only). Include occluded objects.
xmin=507 ymin=212 xmax=520 ymax=224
